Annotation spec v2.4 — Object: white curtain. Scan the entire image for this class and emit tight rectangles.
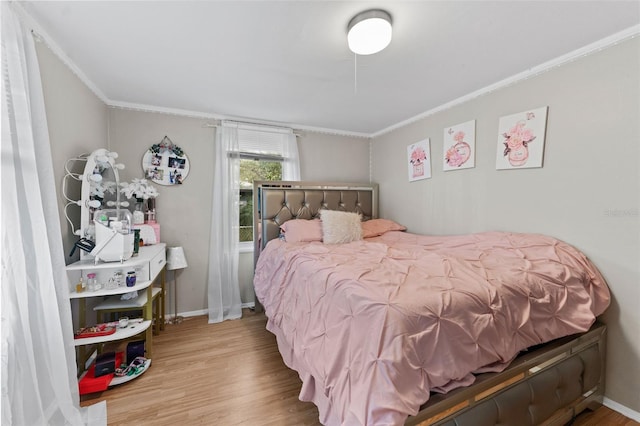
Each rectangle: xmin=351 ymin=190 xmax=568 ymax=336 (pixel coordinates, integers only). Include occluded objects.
xmin=1 ymin=3 xmax=106 ymax=425
xmin=207 ymin=124 xmax=243 ymax=323
xmin=206 ymin=124 xmax=299 ymax=323
xmin=282 ymin=131 xmax=300 ymax=180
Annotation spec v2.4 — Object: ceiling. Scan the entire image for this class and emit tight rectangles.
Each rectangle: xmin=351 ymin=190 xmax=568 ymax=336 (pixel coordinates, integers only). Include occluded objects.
xmin=22 ymin=1 xmax=640 ymax=136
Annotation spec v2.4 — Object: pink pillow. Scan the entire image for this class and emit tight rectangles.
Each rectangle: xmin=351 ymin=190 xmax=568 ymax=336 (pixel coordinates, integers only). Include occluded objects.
xmin=279 ymin=219 xmax=323 ymax=243
xmin=362 ymin=219 xmax=407 ymax=238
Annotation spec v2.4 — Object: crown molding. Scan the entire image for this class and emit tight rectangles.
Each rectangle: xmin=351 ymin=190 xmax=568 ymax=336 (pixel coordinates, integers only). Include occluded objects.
xmin=108 ymin=102 xmax=371 ymax=139
xmin=370 ymin=24 xmax=640 ymax=138
xmin=108 ymin=101 xmax=220 ymax=120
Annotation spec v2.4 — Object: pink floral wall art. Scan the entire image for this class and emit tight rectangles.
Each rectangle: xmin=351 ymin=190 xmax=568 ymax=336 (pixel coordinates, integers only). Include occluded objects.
xmin=443 ymin=120 xmax=475 ymax=171
xmin=407 ymin=139 xmax=431 ymax=182
xmin=496 ymin=106 xmax=548 ymax=170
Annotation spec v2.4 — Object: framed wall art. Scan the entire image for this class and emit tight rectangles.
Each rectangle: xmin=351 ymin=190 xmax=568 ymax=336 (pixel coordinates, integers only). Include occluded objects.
xmin=142 ymin=136 xmax=190 ymax=185
xmin=407 ymin=139 xmax=431 ymax=182
xmin=496 ymin=106 xmax=548 ymax=170
xmin=443 ymin=120 xmax=475 ymax=171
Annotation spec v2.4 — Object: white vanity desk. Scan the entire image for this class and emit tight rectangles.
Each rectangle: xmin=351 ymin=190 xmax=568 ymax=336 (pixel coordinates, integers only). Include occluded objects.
xmin=66 ymin=243 xmax=166 ymax=361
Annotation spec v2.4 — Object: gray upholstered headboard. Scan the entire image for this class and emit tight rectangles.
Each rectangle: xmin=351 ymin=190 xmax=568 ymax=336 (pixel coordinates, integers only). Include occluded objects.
xmin=252 ymin=181 xmax=378 ymax=258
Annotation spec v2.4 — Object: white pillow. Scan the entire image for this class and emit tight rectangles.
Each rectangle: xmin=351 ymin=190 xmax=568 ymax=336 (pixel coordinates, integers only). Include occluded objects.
xmin=320 ymin=210 xmax=363 ymax=244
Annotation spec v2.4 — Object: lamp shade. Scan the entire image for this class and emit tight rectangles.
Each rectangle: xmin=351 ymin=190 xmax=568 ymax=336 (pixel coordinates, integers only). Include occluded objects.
xmin=347 ymin=9 xmax=392 ymax=55
xmin=166 ymin=246 xmax=188 ymax=270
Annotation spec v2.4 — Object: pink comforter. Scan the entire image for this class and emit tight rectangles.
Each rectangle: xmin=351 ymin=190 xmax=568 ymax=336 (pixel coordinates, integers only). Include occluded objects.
xmin=254 ymin=231 xmax=610 ymax=425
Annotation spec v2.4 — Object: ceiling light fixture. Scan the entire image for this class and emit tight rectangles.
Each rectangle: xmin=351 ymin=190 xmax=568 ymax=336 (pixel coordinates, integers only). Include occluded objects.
xmin=347 ymin=9 xmax=392 ymax=55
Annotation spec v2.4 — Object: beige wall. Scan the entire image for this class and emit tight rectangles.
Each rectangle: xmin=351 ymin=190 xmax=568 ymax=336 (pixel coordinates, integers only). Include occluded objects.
xmin=107 ymin=109 xmax=215 ymax=315
xmin=238 ymin=252 xmax=255 ymax=304
xmin=35 ymin=42 xmax=108 ymax=263
xmin=371 ymin=38 xmax=640 ymax=412
xmin=298 ymin=132 xmax=371 ymax=182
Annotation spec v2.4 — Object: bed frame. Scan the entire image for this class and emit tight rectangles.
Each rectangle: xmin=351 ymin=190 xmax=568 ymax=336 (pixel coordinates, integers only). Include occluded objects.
xmin=253 ymin=181 xmax=606 ymax=426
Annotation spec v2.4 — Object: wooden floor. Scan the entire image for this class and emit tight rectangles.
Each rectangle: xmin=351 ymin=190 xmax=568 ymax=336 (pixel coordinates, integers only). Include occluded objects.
xmin=572 ymin=407 xmax=640 ymax=426
xmin=81 ymin=310 xmax=638 ymax=426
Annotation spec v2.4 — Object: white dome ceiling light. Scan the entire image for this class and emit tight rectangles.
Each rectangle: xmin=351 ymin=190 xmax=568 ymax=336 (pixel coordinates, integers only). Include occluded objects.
xmin=347 ymin=9 xmax=393 ymax=55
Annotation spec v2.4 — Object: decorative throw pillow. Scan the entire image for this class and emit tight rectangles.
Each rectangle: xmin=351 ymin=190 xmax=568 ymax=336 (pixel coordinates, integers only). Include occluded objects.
xmin=320 ymin=210 xmax=363 ymax=244
xmin=362 ymin=218 xmax=407 ymax=238
xmin=279 ymin=219 xmax=323 ymax=243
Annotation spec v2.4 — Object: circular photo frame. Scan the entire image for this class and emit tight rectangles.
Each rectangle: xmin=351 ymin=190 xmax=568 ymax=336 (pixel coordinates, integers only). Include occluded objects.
xmin=142 ymin=137 xmax=190 ymax=185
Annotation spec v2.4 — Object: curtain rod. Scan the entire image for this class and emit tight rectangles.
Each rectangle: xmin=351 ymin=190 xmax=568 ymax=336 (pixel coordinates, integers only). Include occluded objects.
xmin=203 ymin=121 xmax=301 ymax=137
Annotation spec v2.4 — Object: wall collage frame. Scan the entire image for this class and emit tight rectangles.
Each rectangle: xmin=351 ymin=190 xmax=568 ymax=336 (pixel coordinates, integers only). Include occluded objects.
xmin=142 ymin=136 xmax=190 ymax=186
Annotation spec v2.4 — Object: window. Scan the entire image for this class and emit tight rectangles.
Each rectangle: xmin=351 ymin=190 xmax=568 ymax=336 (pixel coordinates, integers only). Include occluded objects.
xmin=239 ymin=158 xmax=281 ymax=242
xmin=236 ymin=126 xmax=298 ymax=245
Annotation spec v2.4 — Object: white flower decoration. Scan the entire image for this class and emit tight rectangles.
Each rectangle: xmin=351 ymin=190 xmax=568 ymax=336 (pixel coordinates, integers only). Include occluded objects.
xmin=120 ymin=178 xmax=159 ymax=200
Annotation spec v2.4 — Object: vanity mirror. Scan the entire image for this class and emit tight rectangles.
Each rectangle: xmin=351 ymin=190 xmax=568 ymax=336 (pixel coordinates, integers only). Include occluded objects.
xmin=142 ymin=136 xmax=190 ymax=186
xmin=63 ymin=149 xmax=130 ymax=260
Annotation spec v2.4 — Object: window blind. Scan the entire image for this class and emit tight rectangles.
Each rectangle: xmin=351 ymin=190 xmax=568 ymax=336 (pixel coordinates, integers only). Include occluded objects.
xmin=238 ymin=128 xmax=287 ymax=156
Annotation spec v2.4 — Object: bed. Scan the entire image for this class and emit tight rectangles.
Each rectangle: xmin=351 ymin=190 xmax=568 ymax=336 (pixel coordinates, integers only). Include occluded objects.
xmin=252 ymin=181 xmax=610 ymax=426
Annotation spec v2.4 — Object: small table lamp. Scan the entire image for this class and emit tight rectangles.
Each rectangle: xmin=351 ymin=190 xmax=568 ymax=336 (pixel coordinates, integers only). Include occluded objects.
xmin=166 ymin=246 xmax=188 ymax=324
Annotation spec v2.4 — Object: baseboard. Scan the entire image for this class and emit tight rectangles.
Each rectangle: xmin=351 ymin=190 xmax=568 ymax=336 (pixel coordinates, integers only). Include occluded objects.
xmin=163 ymin=308 xmax=207 ymax=322
xmin=163 ymin=304 xmax=255 ymax=322
xmin=182 ymin=309 xmax=208 ymax=318
xmin=603 ymin=397 xmax=640 ymax=422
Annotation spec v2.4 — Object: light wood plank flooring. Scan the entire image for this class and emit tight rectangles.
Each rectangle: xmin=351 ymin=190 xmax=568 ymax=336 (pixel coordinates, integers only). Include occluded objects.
xmin=81 ymin=310 xmax=638 ymax=426
xmin=572 ymin=407 xmax=639 ymax=426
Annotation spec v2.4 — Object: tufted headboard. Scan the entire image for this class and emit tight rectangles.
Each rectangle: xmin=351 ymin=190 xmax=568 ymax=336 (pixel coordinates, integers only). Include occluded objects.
xmin=252 ymin=181 xmax=378 ymax=258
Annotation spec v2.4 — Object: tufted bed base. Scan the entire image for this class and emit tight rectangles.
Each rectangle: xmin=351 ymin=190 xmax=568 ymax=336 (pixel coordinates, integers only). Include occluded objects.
xmin=407 ymin=322 xmax=605 ymax=426
xmin=253 ymin=181 xmax=606 ymax=426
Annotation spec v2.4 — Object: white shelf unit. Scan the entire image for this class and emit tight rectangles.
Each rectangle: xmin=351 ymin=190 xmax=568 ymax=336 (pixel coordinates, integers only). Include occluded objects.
xmin=109 ymin=358 xmax=152 ymax=386
xmin=69 ymin=279 xmax=154 ymax=299
xmin=77 ymin=355 xmax=153 ymax=388
xmin=93 ymin=287 xmax=162 ymax=310
xmin=66 ymin=243 xmax=166 ymax=385
xmin=73 ymin=320 xmax=152 ymax=347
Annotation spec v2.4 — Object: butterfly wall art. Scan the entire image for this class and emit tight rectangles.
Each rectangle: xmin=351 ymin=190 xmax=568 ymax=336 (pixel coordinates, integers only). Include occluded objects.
xmin=443 ymin=120 xmax=476 ymax=171
xmin=496 ymin=107 xmax=548 ymax=170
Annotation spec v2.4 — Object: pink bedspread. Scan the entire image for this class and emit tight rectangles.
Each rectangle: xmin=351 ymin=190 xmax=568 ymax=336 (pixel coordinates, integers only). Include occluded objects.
xmin=253 ymin=231 xmax=610 ymax=425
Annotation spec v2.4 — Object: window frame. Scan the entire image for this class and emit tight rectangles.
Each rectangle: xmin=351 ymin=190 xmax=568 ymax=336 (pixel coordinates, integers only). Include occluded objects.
xmin=238 ymin=154 xmax=283 ymax=251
